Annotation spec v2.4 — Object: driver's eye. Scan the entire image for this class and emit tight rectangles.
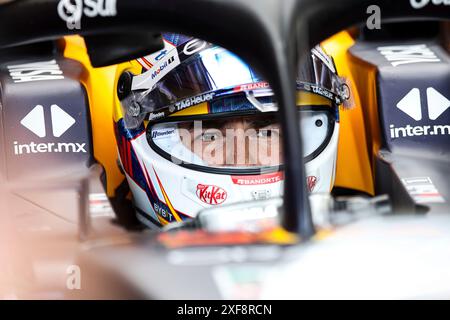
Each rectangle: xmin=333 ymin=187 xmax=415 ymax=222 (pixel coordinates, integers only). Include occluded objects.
xmin=258 ymin=128 xmax=280 ymax=138
xmin=201 ymin=132 xmax=219 ymax=142
xmin=258 ymin=129 xmax=273 ymax=137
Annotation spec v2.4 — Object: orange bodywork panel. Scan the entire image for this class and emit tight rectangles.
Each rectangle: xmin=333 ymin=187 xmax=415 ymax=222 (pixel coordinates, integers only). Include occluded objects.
xmin=62 ymin=36 xmax=124 ymax=197
xmin=322 ymin=31 xmax=376 ymax=195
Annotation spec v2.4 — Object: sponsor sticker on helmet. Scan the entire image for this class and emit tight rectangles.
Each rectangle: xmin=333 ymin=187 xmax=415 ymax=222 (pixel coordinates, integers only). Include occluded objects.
xmin=183 ymin=39 xmax=208 ymax=56
xmin=151 ymin=129 xmax=176 ymax=139
xmin=307 ymin=176 xmax=317 ymax=192
xmin=231 ymin=172 xmax=283 ymax=185
xmin=234 ymin=82 xmax=270 ymax=92
xmin=196 ymin=184 xmax=227 ymax=205
xmin=148 ymin=111 xmax=165 ymax=121
xmin=154 ymin=202 xmax=174 ymax=222
xmin=132 ymin=47 xmax=181 ymax=90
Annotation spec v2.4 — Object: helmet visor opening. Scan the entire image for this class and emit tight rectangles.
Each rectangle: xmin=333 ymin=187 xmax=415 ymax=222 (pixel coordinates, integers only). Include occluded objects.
xmin=148 ymin=106 xmax=335 ymax=174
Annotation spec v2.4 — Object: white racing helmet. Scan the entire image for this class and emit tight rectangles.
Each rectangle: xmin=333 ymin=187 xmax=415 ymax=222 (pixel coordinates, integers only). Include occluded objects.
xmin=116 ymin=33 xmax=349 ymax=228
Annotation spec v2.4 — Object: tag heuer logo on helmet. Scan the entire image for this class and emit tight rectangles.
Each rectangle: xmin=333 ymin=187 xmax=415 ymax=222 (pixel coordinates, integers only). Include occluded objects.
xmin=175 ymin=93 xmax=215 ymax=111
xmin=311 ymin=85 xmax=333 ymax=100
xmin=151 ymin=129 xmax=175 ymax=139
xmin=196 ymin=184 xmax=227 ymax=205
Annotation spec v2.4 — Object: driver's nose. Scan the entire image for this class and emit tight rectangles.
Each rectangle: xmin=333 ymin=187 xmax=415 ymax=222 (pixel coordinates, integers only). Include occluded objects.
xmin=224 ymin=119 xmax=260 ymax=166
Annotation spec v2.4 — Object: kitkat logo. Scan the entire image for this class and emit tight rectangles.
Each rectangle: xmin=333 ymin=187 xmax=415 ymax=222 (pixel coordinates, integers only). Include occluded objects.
xmin=196 ymin=184 xmax=227 ymax=205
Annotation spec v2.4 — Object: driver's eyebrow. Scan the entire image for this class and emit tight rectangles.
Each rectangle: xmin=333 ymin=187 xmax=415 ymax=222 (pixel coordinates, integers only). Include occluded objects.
xmin=178 ymin=122 xmax=195 ymax=131
xmin=247 ymin=117 xmax=278 ymax=128
xmin=203 ymin=121 xmax=225 ymax=129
